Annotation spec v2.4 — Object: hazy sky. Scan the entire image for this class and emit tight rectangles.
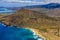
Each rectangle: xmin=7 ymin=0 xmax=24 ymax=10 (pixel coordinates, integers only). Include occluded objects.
xmin=1 ymin=0 xmax=60 ymax=3
xmin=0 ymin=0 xmax=60 ymax=7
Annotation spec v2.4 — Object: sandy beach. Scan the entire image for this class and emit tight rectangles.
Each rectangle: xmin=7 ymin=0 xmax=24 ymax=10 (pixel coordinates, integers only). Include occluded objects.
xmin=26 ymin=28 xmax=60 ymax=40
xmin=25 ymin=28 xmax=46 ymax=40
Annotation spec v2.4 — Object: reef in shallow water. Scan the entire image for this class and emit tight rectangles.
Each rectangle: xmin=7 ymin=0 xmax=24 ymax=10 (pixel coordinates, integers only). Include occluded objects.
xmin=0 ymin=23 xmax=44 ymax=40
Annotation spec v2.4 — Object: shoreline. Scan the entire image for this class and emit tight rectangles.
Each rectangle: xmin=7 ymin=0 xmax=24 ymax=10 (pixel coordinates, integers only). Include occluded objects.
xmin=26 ymin=28 xmax=46 ymax=40
xmin=0 ymin=22 xmax=46 ymax=40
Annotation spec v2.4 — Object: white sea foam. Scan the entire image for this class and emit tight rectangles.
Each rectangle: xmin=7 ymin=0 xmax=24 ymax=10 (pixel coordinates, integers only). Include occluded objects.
xmin=38 ymin=38 xmax=43 ymax=40
xmin=2 ymin=24 xmax=6 ymax=26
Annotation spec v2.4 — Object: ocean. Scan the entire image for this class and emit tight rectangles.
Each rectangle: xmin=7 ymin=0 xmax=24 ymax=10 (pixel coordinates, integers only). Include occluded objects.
xmin=0 ymin=8 xmax=16 ymax=14
xmin=0 ymin=23 xmax=44 ymax=40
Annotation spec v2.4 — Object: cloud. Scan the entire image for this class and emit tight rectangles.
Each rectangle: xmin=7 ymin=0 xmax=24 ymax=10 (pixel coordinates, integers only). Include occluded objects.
xmin=1 ymin=0 xmax=47 ymax=5
xmin=42 ymin=0 xmax=60 ymax=3
xmin=0 ymin=0 xmax=60 ymax=7
xmin=3 ymin=0 xmax=60 ymax=3
xmin=3 ymin=0 xmax=44 ymax=2
xmin=0 ymin=0 xmax=60 ymax=4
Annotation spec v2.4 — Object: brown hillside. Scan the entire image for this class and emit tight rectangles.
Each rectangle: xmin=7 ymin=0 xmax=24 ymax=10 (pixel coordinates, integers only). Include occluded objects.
xmin=0 ymin=8 xmax=60 ymax=40
xmin=0 ymin=8 xmax=60 ymax=29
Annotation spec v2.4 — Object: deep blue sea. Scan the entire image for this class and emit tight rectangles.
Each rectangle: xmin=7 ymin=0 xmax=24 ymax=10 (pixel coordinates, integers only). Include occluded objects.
xmin=0 ymin=23 xmax=44 ymax=40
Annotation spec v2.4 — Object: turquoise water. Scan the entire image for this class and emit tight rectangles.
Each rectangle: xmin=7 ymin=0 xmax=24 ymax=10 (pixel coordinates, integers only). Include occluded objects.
xmin=0 ymin=8 xmax=16 ymax=13
xmin=0 ymin=23 xmax=44 ymax=40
